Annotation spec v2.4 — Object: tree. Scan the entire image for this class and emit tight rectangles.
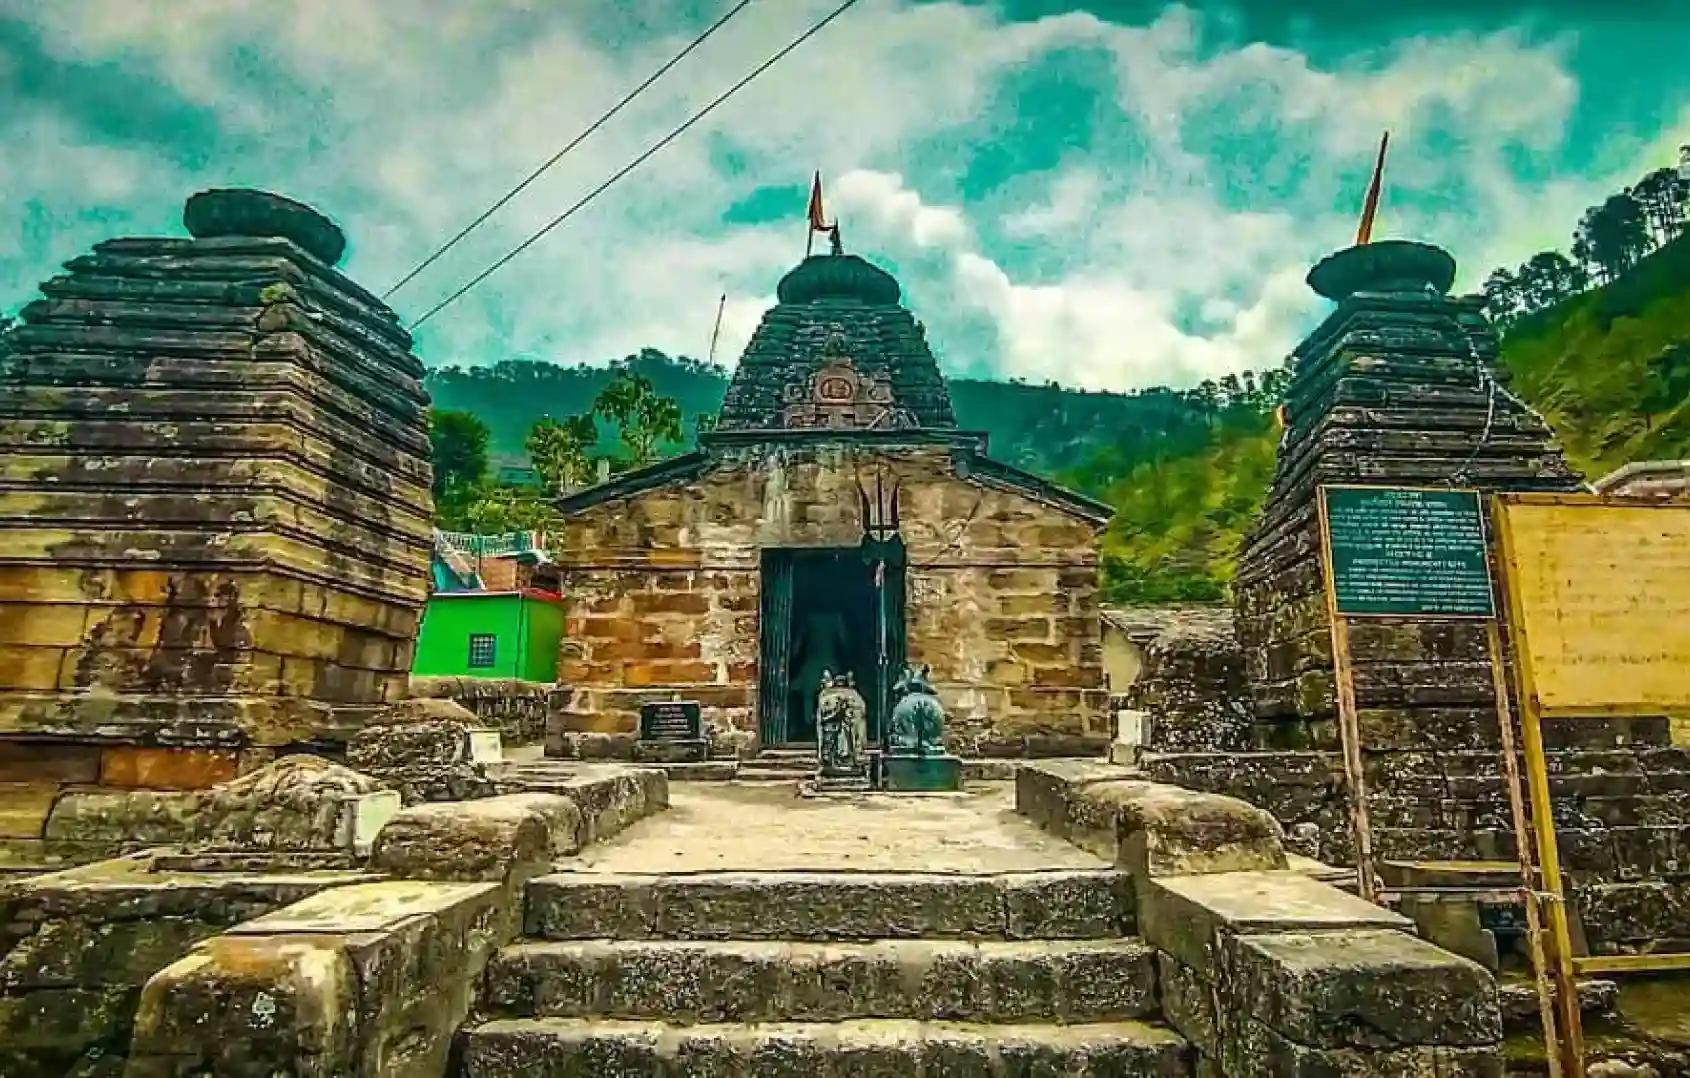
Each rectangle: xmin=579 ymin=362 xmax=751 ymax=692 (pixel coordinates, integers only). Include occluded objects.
xmin=525 ymin=414 xmax=599 ymax=492
xmin=1483 ymin=268 xmax=1523 ymax=328
xmin=1576 ymin=193 xmax=1651 ymax=282
xmin=593 ymin=370 xmax=683 ymax=468
xmin=459 ymin=484 xmax=559 ymax=534
xmin=1631 ymin=167 xmax=1689 ymax=247
xmin=1517 ymin=251 xmax=1587 ymax=311
xmin=428 ymin=408 xmax=490 ymax=503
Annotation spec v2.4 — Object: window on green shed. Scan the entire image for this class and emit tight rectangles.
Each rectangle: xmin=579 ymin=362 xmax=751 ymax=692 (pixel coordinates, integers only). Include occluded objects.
xmin=468 ymin=633 xmax=497 ymax=668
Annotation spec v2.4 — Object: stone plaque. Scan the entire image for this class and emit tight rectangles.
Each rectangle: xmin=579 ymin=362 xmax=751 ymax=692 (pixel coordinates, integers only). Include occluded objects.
xmin=1321 ymin=486 xmax=1494 ymax=618
xmin=640 ymin=701 xmax=702 ymax=741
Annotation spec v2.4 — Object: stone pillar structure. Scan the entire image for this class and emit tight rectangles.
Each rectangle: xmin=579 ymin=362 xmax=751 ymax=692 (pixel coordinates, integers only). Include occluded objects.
xmin=0 ymin=190 xmax=432 ymax=864
xmin=1232 ymin=240 xmax=1583 ymax=863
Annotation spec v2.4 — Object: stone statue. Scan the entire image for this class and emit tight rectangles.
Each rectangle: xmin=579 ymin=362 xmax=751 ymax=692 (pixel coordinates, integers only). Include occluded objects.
xmin=792 ymin=605 xmax=849 ymax=738
xmin=815 ymin=670 xmax=868 ymax=780
xmin=887 ymin=663 xmax=946 ymax=756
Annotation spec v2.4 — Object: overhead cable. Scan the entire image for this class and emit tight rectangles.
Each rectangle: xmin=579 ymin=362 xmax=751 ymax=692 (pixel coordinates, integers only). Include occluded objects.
xmin=407 ymin=0 xmax=863 ymax=330
xmin=382 ymin=0 xmax=756 ymax=299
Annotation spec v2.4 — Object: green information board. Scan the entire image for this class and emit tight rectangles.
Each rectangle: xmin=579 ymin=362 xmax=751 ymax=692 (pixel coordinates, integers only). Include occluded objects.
xmin=1321 ymin=486 xmax=1495 ymax=618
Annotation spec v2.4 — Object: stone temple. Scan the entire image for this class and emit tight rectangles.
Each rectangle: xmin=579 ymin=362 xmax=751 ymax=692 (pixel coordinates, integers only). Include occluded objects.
xmin=549 ymin=250 xmax=1113 ymax=760
xmin=2 ymin=193 xmax=1686 ymax=1077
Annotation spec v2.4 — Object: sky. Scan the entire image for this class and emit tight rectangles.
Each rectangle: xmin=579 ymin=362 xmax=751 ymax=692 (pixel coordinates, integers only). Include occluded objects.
xmin=3 ymin=0 xmax=1688 ymax=392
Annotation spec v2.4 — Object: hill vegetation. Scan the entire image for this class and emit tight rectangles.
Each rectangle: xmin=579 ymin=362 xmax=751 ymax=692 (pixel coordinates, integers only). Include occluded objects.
xmin=423 ymin=159 xmax=1690 ymax=604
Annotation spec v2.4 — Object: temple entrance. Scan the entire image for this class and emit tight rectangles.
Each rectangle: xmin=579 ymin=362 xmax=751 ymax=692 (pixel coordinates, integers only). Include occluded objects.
xmin=758 ymin=543 xmax=905 ymax=747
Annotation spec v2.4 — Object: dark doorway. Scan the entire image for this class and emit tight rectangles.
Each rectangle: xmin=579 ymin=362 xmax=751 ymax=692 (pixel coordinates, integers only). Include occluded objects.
xmin=758 ymin=544 xmax=905 ymax=747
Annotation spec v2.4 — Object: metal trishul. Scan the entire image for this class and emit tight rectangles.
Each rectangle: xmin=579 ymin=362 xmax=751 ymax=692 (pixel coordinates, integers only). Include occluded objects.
xmin=856 ymin=465 xmax=902 ymax=543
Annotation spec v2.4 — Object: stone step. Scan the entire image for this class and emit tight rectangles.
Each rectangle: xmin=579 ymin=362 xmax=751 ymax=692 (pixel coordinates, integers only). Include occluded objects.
xmin=525 ymin=870 xmax=1135 ymax=941
xmin=486 ymin=937 xmax=1156 ymax=1024
xmin=1498 ymin=977 xmax=1617 ymax=1033
xmin=744 ymin=750 xmax=814 ymax=764
xmin=734 ymin=769 xmax=811 ymax=783
xmin=460 ymin=1017 xmax=1191 ymax=1076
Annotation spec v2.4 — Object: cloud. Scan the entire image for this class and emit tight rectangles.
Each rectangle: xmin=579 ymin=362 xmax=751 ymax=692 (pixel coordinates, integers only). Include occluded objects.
xmin=2 ymin=0 xmax=1687 ymax=396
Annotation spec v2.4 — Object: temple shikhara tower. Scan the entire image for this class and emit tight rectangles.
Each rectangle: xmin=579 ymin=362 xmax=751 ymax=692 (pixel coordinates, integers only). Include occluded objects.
xmin=550 ymin=250 xmax=1112 ymax=758
xmin=0 ymin=190 xmax=432 ymax=862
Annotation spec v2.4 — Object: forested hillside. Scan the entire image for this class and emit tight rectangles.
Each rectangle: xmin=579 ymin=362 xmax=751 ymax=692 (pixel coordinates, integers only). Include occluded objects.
xmin=1499 ymin=232 xmax=1690 ymax=478
xmin=423 ymin=350 xmax=1236 ymax=476
xmin=421 ymin=171 xmax=1690 ymax=606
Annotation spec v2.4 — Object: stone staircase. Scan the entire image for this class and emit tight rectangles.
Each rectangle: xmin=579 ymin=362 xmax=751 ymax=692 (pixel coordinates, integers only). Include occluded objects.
xmin=734 ymin=747 xmax=816 ymax=784
xmin=457 ymin=866 xmax=1193 ymax=1075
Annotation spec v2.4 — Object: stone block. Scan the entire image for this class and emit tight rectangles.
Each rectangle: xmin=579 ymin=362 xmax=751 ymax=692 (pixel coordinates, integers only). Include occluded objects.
xmin=98 ymin=746 xmax=238 ymax=790
xmin=459 ymin=1017 xmax=1191 ymax=1077
xmin=1014 ymin=758 xmax=1136 ymax=834
xmin=0 ymin=742 xmax=101 ymax=783
xmin=133 ymin=878 xmax=504 ymax=1078
xmin=633 ymin=737 xmax=707 ymax=763
xmin=126 ymin=938 xmax=357 ymax=1077
xmin=883 ymin=752 xmax=963 ymax=791
xmin=1141 ymin=870 xmax=1410 ymax=972
xmin=1223 ymin=1014 xmax=1504 ymax=1078
xmin=0 ymin=985 xmax=138 ymax=1072
xmin=1000 ymin=869 xmax=1135 ymax=939
xmin=0 ymin=781 xmax=60 ymax=839
xmin=1227 ymin=929 xmax=1502 ymax=1048
xmin=369 ymin=794 xmax=573 ymax=883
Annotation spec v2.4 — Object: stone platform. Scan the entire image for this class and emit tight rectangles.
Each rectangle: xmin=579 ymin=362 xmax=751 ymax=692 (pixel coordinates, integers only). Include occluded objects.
xmin=563 ymin=780 xmax=1103 ymax=875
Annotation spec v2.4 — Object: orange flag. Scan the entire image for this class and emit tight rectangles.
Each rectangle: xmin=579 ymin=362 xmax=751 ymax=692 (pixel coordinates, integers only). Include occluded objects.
xmin=808 ymin=171 xmax=831 ymax=233
xmin=1355 ymin=132 xmax=1390 ymax=246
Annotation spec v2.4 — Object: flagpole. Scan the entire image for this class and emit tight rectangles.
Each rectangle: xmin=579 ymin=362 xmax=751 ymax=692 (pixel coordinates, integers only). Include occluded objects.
xmin=1356 ymin=131 xmax=1390 ymax=246
xmin=707 ymin=292 xmax=726 ymax=365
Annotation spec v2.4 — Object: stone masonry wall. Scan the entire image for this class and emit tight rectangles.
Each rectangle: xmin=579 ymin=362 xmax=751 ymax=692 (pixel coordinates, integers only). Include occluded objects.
xmin=552 ymin=444 xmax=1105 ymax=754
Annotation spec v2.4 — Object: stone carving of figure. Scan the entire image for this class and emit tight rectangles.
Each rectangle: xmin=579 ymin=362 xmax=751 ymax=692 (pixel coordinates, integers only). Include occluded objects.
xmin=793 ymin=606 xmax=849 ymax=738
xmin=816 ymin=671 xmax=868 ymax=778
xmin=888 ymin=663 xmax=946 ymax=756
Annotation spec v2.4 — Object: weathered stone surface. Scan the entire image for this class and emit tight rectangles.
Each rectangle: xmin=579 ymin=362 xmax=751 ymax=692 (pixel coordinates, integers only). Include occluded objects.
xmin=0 ymin=855 xmax=370 ymax=1076
xmin=1017 ymin=761 xmax=1286 ymax=877
xmin=128 ymin=880 xmax=507 ymax=1077
xmin=97 ymin=746 xmax=239 ymax=790
xmin=183 ymin=188 xmax=348 ymax=264
xmin=369 ymin=794 xmax=574 ymax=883
xmin=0 ymin=196 xmax=430 ymax=767
xmin=126 ymin=937 xmax=357 ymax=1077
xmin=0 ymin=985 xmax=137 ymax=1075
xmin=1128 ymin=616 xmax=1253 ymax=753
xmin=460 ymin=1017 xmax=1192 ymax=1077
xmin=1222 ymin=1013 xmax=1503 ymax=1077
xmin=524 ymin=868 xmax=1134 ymax=942
xmin=490 ymin=762 xmax=667 ymax=845
xmin=1014 ymin=759 xmax=1129 ymax=834
xmin=1140 ymin=870 xmax=1410 ymax=972
xmin=409 ymin=676 xmax=557 ymax=745
xmin=346 ymin=699 xmax=499 ymax=804
xmin=1159 ymin=933 xmax=1503 ymax=1078
xmin=1228 ymin=929 xmax=1501 ymax=1048
xmin=42 ymin=755 xmax=393 ymax=854
xmin=487 ymin=937 xmax=1155 ymax=1024
xmin=1000 ymin=869 xmax=1136 ymax=939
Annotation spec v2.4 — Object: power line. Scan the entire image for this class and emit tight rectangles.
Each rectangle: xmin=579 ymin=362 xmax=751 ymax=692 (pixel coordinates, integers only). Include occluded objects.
xmin=407 ymin=0 xmax=863 ymax=331
xmin=382 ymin=0 xmax=756 ymax=300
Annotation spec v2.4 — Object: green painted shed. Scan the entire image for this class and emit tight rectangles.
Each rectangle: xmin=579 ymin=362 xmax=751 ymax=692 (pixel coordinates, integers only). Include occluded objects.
xmin=411 ymin=589 xmax=565 ymax=681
